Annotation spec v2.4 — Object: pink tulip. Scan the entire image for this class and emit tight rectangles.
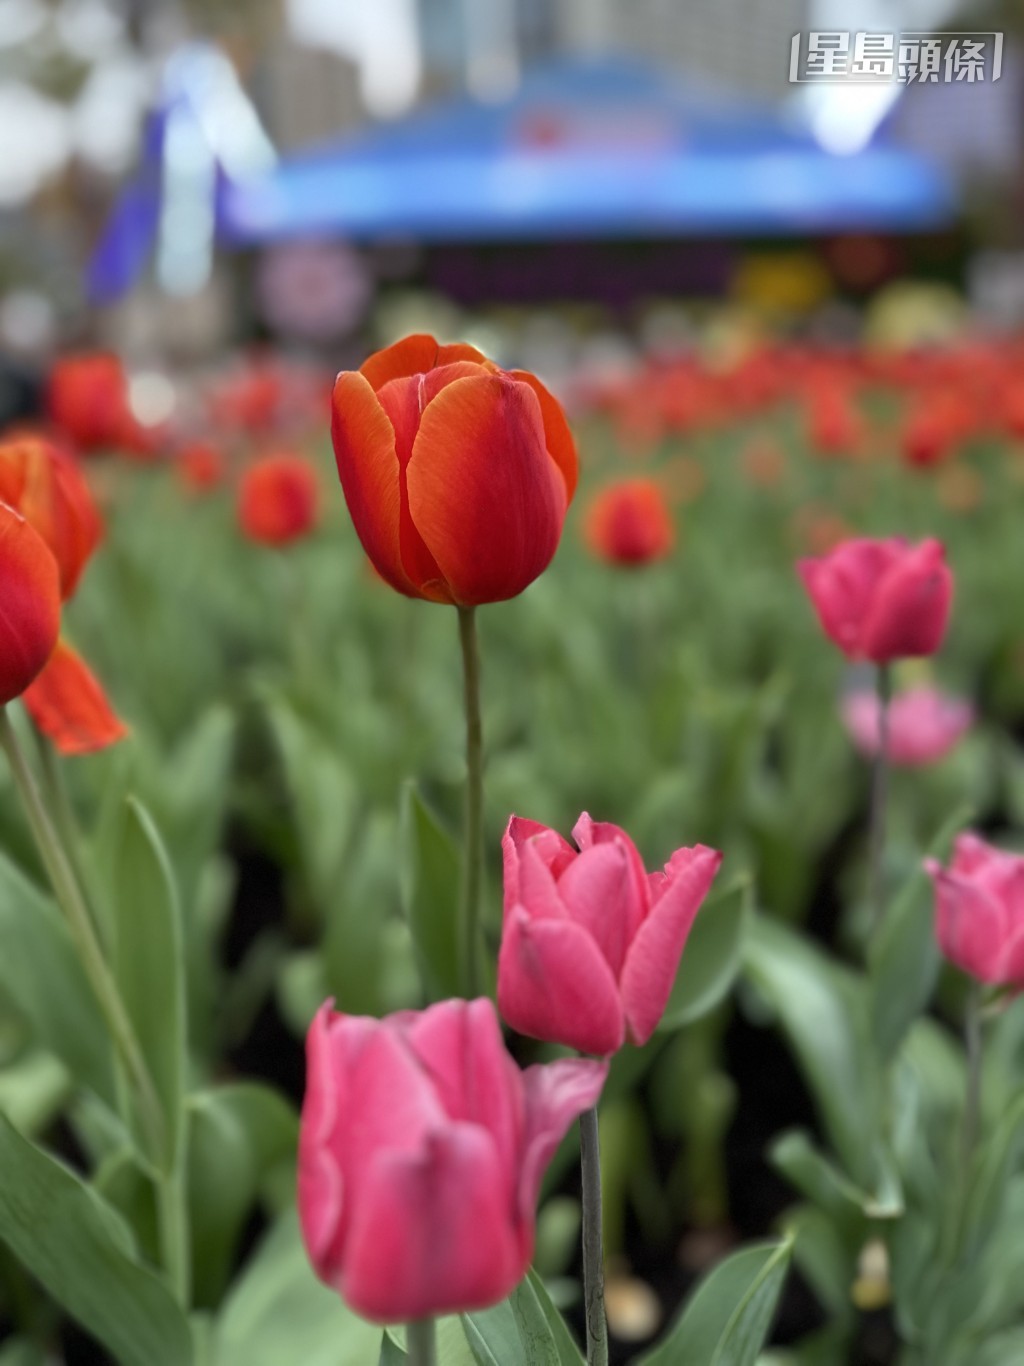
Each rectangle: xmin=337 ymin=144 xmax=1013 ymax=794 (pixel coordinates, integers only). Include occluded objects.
xmin=298 ymin=997 xmax=607 ymax=1322
xmin=925 ymin=833 xmax=1024 ymax=987
xmin=798 ymin=537 xmax=953 ymax=663
xmin=842 ymin=686 xmax=973 ymax=766
xmin=497 ymin=813 xmax=722 ymax=1055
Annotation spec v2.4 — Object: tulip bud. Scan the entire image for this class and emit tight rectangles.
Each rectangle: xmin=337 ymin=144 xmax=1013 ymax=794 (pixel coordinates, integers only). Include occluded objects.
xmin=925 ymin=834 xmax=1024 ymax=988
xmin=798 ymin=537 xmax=953 ymax=664
xmin=330 ymin=334 xmax=577 ymax=605
xmin=583 ymin=478 xmax=675 ymax=567
xmin=842 ymin=685 xmax=972 ymax=767
xmin=238 ymin=453 xmax=319 ymax=546
xmin=0 ymin=436 xmax=102 ymax=599
xmin=0 ymin=501 xmax=61 ymax=706
xmin=298 ymin=997 xmax=607 ymax=1322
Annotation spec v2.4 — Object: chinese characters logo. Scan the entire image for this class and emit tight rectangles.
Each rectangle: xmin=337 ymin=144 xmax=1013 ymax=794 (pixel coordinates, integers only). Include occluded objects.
xmin=789 ymin=31 xmax=1004 ymax=83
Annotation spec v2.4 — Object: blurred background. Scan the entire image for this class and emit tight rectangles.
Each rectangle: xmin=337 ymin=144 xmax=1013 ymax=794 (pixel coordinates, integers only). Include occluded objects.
xmin=1 ymin=0 xmax=1022 ymax=414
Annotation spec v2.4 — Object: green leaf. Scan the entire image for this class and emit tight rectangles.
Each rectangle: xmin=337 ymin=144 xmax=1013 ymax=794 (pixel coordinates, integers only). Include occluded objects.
xmin=187 ymin=1083 xmax=298 ymax=1304
xmin=0 ymin=849 xmax=114 ymax=1105
xmin=0 ymin=1113 xmax=193 ymax=1366
xmin=378 ymin=1331 xmax=407 ymax=1364
xmin=111 ymin=798 xmax=186 ymax=1170
xmin=213 ymin=1209 xmax=379 ymax=1366
xmin=869 ymin=805 xmax=970 ymax=1061
xmin=463 ymin=1272 xmax=583 ymax=1365
xmin=743 ymin=916 xmax=880 ymax=1182
xmin=658 ymin=874 xmax=750 ymax=1031
xmin=962 ymin=1087 xmax=1024 ymax=1261
xmin=770 ymin=1130 xmax=884 ymax=1223
xmin=632 ymin=1238 xmax=792 ymax=1366
xmin=399 ymin=782 xmax=461 ymax=1002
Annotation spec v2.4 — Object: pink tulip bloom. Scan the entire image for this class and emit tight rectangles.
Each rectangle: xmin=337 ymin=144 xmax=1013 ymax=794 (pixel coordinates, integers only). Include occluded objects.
xmin=298 ymin=997 xmax=607 ymax=1322
xmin=925 ymin=833 xmax=1024 ymax=987
xmin=498 ymin=813 xmax=722 ymax=1056
xmin=798 ymin=537 xmax=953 ymax=663
xmin=842 ymin=686 xmax=973 ymax=766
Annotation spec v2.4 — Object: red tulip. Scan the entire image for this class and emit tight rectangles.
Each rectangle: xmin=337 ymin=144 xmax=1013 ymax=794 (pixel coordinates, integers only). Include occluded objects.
xmin=47 ymin=353 xmax=131 ymax=454
xmin=925 ymin=834 xmax=1024 ymax=987
xmin=298 ymin=997 xmax=607 ymax=1322
xmin=842 ymin=686 xmax=972 ymax=766
xmin=331 ymin=334 xmax=577 ymax=605
xmin=583 ymin=478 xmax=675 ymax=566
xmin=22 ymin=639 xmax=127 ymax=755
xmin=177 ymin=440 xmax=227 ymax=495
xmin=498 ymin=814 xmax=722 ymax=1055
xmin=0 ymin=501 xmax=61 ymax=706
xmin=0 ymin=436 xmax=102 ymax=598
xmin=798 ymin=537 xmax=953 ymax=663
xmin=238 ymin=453 xmax=318 ymax=546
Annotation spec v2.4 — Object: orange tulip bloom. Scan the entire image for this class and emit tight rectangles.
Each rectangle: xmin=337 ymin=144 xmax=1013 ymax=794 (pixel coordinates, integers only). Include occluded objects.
xmin=331 ymin=334 xmax=577 ymax=605
xmin=0 ymin=501 xmax=61 ymax=706
xmin=584 ymin=478 xmax=675 ymax=567
xmin=239 ymin=453 xmax=319 ymax=546
xmin=0 ymin=436 xmax=102 ymax=598
xmin=22 ymin=640 xmax=128 ymax=755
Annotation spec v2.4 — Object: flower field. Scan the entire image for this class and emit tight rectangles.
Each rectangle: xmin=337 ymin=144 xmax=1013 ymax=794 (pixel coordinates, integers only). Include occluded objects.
xmin=2 ymin=333 xmax=1024 ymax=1365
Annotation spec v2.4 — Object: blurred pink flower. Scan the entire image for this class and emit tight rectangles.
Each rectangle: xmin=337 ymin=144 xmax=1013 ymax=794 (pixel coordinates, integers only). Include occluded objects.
xmin=842 ymin=686 xmax=973 ymax=766
xmin=925 ymin=833 xmax=1024 ymax=986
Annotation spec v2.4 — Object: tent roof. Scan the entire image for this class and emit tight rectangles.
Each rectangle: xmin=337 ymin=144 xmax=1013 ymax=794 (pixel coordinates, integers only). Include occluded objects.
xmin=220 ymin=55 xmax=957 ymax=243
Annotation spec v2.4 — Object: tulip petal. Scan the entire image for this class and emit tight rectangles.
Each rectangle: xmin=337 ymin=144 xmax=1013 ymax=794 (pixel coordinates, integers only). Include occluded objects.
xmin=360 ymin=334 xmax=487 ymax=391
xmin=620 ymin=845 xmax=722 ymax=1044
xmin=0 ymin=501 xmax=61 ymax=706
xmin=405 ymin=999 xmax=524 ymax=1184
xmin=330 ymin=371 xmax=415 ymax=597
xmin=374 ymin=376 xmax=449 ymax=597
xmin=407 ymin=374 xmax=567 ymax=606
xmin=503 ymin=816 xmax=575 ymax=918
xmin=519 ymin=1056 xmax=608 ymax=1228
xmin=22 ymin=640 xmax=127 ymax=755
xmin=862 ymin=539 xmax=952 ymax=663
xmin=341 ymin=1123 xmax=522 ymax=1322
xmin=497 ymin=907 xmax=625 ymax=1055
xmin=925 ymin=861 xmax=1009 ymax=985
xmin=508 ymin=369 xmax=578 ymax=503
xmin=557 ymin=842 xmax=633 ymax=978
xmin=571 ymin=813 xmax=649 ymax=942
xmin=797 ymin=539 xmax=901 ymax=658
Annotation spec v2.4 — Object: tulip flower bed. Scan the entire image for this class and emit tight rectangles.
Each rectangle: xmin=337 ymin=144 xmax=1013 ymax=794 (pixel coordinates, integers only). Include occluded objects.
xmin=2 ymin=334 xmax=1024 ymax=1366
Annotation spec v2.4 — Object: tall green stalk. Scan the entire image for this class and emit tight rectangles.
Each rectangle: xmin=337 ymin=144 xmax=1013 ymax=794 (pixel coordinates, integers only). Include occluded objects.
xmin=457 ymin=607 xmax=484 ymax=997
xmin=580 ymin=1106 xmax=609 ymax=1366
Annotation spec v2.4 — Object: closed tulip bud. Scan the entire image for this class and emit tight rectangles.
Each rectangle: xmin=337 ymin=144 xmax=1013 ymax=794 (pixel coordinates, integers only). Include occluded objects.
xmin=0 ymin=436 xmax=102 ymax=599
xmin=22 ymin=639 xmax=127 ymax=755
xmin=0 ymin=501 xmax=61 ymax=706
xmin=298 ymin=997 xmax=607 ymax=1322
xmin=238 ymin=453 xmax=319 ymax=546
xmin=331 ymin=334 xmax=577 ymax=605
xmin=176 ymin=440 xmax=226 ymax=495
xmin=925 ymin=834 xmax=1024 ymax=987
xmin=798 ymin=537 xmax=952 ymax=664
xmin=583 ymin=478 xmax=674 ymax=566
xmin=498 ymin=814 xmax=722 ymax=1055
xmin=842 ymin=686 xmax=972 ymax=766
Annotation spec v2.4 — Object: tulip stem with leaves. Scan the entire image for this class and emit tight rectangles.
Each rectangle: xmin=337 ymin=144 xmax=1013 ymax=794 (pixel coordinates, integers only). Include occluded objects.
xmin=868 ymin=662 xmax=892 ymax=936
xmin=405 ymin=1319 xmax=437 ymax=1366
xmin=579 ymin=1105 xmax=609 ymax=1366
xmin=457 ymin=606 xmax=485 ymax=997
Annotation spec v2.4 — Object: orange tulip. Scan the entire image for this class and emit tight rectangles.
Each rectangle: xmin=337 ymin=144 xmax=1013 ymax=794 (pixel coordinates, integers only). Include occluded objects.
xmin=238 ymin=453 xmax=319 ymax=546
xmin=330 ymin=334 xmax=577 ymax=605
xmin=177 ymin=440 xmax=227 ymax=495
xmin=22 ymin=640 xmax=127 ymax=755
xmin=0 ymin=501 xmax=61 ymax=706
xmin=0 ymin=436 xmax=102 ymax=598
xmin=584 ymin=478 xmax=674 ymax=567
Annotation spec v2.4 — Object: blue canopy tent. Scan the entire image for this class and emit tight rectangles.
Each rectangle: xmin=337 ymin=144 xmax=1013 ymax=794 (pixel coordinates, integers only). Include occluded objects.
xmin=88 ymin=51 xmax=957 ymax=301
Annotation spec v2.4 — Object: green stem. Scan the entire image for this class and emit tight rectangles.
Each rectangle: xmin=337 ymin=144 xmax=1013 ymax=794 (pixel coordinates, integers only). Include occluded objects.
xmin=406 ymin=1319 xmax=437 ymax=1366
xmin=0 ymin=709 xmax=165 ymax=1162
xmin=868 ymin=663 xmax=892 ymax=939
xmin=457 ymin=606 xmax=484 ymax=998
xmin=156 ymin=1163 xmax=191 ymax=1307
xmin=961 ymin=982 xmax=984 ymax=1180
xmin=34 ymin=731 xmax=99 ymax=938
xmin=580 ymin=1106 xmax=609 ymax=1366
